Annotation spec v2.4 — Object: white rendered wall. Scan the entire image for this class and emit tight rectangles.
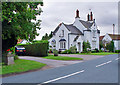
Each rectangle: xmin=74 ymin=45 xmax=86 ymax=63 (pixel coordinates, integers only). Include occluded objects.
xmin=49 ymin=24 xmax=70 ymax=51
xmin=113 ymin=40 xmax=120 ymax=50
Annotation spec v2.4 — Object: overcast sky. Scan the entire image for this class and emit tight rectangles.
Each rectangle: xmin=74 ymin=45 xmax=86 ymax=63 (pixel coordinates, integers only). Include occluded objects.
xmin=35 ymin=0 xmax=119 ymax=40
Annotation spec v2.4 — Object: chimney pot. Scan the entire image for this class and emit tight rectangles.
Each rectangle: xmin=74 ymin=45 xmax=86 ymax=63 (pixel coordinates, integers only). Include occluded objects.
xmin=90 ymin=12 xmax=93 ymax=21
xmin=76 ymin=9 xmax=80 ymax=18
xmin=87 ymin=14 xmax=89 ymax=21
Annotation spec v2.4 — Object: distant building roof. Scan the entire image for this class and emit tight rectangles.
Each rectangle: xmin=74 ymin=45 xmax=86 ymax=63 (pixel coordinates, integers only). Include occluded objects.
xmin=99 ymin=36 xmax=104 ymax=41
xmin=108 ymin=34 xmax=120 ymax=40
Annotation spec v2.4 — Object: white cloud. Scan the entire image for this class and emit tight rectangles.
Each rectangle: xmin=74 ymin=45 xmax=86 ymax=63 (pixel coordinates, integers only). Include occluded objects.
xmin=35 ymin=1 xmax=119 ymax=40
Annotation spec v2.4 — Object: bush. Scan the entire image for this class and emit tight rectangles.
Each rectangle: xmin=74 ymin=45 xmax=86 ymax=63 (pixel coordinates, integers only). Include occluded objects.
xmin=91 ymin=50 xmax=96 ymax=53
xmin=17 ymin=40 xmax=49 ymax=57
xmin=61 ymin=50 xmax=68 ymax=54
xmin=61 ymin=50 xmax=71 ymax=54
xmin=14 ymin=55 xmax=19 ymax=60
xmin=53 ymin=50 xmax=58 ymax=56
xmin=83 ymin=41 xmax=91 ymax=53
xmin=99 ymin=49 xmax=103 ymax=52
xmin=70 ymin=46 xmax=77 ymax=54
xmin=115 ymin=50 xmax=120 ymax=53
xmin=95 ymin=48 xmax=99 ymax=52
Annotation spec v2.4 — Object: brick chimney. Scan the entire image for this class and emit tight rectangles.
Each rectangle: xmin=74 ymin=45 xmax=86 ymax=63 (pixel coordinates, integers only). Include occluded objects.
xmin=87 ymin=14 xmax=90 ymax=21
xmin=75 ymin=9 xmax=80 ymax=18
xmin=90 ymin=12 xmax=93 ymax=21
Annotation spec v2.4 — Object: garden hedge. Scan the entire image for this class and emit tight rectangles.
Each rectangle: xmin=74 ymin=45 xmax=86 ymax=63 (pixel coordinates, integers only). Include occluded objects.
xmin=18 ymin=40 xmax=49 ymax=57
xmin=115 ymin=50 xmax=120 ymax=53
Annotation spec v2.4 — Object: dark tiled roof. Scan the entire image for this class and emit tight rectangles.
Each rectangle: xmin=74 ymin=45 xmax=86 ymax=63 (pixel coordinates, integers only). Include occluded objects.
xmin=108 ymin=34 xmax=120 ymax=40
xmin=64 ymin=24 xmax=83 ymax=35
xmin=79 ymin=20 xmax=93 ymax=28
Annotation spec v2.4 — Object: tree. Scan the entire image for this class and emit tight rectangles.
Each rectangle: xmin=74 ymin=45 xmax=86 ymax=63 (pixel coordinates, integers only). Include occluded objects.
xmin=2 ymin=2 xmax=43 ymax=52
xmin=86 ymin=41 xmax=91 ymax=49
xmin=99 ymin=41 xmax=104 ymax=49
xmin=49 ymin=31 xmax=53 ymax=38
xmin=106 ymin=40 xmax=114 ymax=52
xmin=42 ymin=33 xmax=49 ymax=40
xmin=42 ymin=31 xmax=53 ymax=40
xmin=82 ymin=41 xmax=91 ymax=52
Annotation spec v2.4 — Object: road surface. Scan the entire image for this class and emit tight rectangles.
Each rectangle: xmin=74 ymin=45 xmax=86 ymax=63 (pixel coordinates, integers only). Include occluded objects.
xmin=2 ymin=54 xmax=119 ymax=84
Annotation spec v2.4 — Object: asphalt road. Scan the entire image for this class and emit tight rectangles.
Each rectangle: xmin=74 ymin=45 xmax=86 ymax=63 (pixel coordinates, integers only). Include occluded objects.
xmin=2 ymin=54 xmax=119 ymax=84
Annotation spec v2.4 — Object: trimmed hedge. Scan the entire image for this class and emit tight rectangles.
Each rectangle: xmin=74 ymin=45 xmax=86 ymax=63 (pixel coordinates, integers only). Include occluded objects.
xmin=18 ymin=40 xmax=49 ymax=57
xmin=115 ymin=50 xmax=120 ymax=53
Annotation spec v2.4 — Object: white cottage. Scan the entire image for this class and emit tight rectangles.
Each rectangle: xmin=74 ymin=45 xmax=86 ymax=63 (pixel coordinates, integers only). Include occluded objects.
xmin=49 ymin=10 xmax=100 ymax=52
xmin=101 ymin=33 xmax=120 ymax=50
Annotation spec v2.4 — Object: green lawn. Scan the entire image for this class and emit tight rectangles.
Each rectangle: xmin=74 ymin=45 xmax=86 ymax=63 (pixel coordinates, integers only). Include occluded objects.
xmin=1 ymin=59 xmax=46 ymax=75
xmin=43 ymin=55 xmax=83 ymax=60
xmin=79 ymin=52 xmax=118 ymax=55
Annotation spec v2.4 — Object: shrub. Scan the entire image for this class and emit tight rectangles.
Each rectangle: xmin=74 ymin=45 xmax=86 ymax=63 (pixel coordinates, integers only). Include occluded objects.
xmin=53 ymin=50 xmax=58 ymax=56
xmin=95 ymin=48 xmax=99 ymax=52
xmin=49 ymin=49 xmax=53 ymax=53
xmin=70 ymin=46 xmax=77 ymax=54
xmin=61 ymin=50 xmax=71 ymax=54
xmin=14 ymin=55 xmax=19 ymax=60
xmin=115 ymin=50 xmax=120 ymax=53
xmin=91 ymin=50 xmax=96 ymax=53
xmin=61 ymin=50 xmax=68 ymax=54
xmin=99 ymin=49 xmax=103 ymax=52
xmin=83 ymin=41 xmax=91 ymax=53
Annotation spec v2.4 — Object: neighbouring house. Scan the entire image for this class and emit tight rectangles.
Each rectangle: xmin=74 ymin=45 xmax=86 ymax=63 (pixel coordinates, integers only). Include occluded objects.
xmin=49 ymin=9 xmax=100 ymax=53
xmin=101 ymin=33 xmax=120 ymax=50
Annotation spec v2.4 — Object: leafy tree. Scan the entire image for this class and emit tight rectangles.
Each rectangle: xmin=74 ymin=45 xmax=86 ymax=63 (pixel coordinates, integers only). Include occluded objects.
xmin=49 ymin=31 xmax=53 ymax=38
xmin=2 ymin=2 xmax=43 ymax=52
xmin=42 ymin=33 xmax=49 ymax=40
xmin=106 ymin=40 xmax=114 ymax=52
xmin=83 ymin=41 xmax=91 ymax=52
xmin=83 ymin=41 xmax=87 ymax=52
xmin=99 ymin=41 xmax=104 ymax=49
xmin=86 ymin=41 xmax=91 ymax=49
xmin=42 ymin=31 xmax=53 ymax=40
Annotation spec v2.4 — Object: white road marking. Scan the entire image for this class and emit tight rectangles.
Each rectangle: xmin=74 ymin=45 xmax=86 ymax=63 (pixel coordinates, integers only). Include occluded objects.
xmin=40 ymin=70 xmax=84 ymax=84
xmin=115 ymin=58 xmax=120 ymax=60
xmin=96 ymin=61 xmax=112 ymax=67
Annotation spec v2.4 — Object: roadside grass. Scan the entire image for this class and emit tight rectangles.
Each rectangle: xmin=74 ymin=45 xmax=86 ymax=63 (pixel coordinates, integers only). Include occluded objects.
xmin=1 ymin=59 xmax=46 ymax=75
xmin=79 ymin=52 xmax=118 ymax=55
xmin=43 ymin=55 xmax=83 ymax=60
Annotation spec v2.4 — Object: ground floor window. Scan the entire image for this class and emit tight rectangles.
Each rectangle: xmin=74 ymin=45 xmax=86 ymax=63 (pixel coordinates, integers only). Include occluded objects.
xmin=60 ymin=41 xmax=66 ymax=49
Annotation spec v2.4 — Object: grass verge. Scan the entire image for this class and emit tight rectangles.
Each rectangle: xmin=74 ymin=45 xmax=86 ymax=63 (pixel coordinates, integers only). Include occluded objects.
xmin=43 ymin=55 xmax=83 ymax=60
xmin=79 ymin=52 xmax=118 ymax=55
xmin=1 ymin=59 xmax=46 ymax=75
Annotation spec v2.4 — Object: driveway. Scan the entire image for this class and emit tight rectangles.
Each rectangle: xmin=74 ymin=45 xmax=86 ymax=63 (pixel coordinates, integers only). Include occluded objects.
xmin=19 ymin=54 xmax=103 ymax=70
